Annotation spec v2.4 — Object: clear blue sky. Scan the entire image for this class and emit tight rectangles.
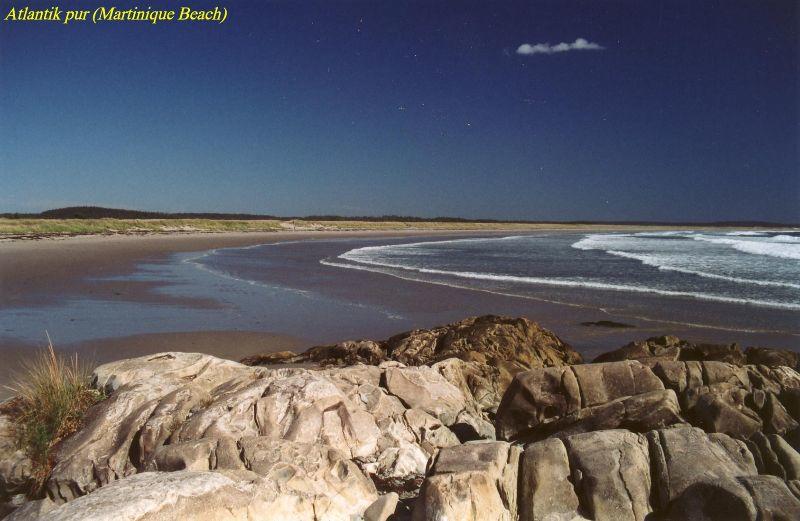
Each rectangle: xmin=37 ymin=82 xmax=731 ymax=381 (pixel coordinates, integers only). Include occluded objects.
xmin=1 ymin=0 xmax=797 ymax=222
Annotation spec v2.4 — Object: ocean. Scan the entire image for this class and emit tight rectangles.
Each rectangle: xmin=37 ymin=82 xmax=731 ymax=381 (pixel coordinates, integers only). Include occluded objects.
xmin=326 ymin=231 xmax=799 ymax=310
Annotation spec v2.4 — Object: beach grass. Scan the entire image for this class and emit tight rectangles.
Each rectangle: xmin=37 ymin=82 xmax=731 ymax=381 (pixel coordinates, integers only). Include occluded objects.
xmin=0 ymin=218 xmax=284 ymax=237
xmin=4 ymin=340 xmax=103 ymax=496
xmin=0 ymin=218 xmax=712 ymax=238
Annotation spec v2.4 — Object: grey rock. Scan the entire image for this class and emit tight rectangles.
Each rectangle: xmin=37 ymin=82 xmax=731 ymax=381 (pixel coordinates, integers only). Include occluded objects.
xmin=519 ymin=438 xmax=580 ymax=521
xmin=565 ymin=430 xmax=652 ymax=521
xmin=412 ymin=441 xmax=521 ymax=521
xmin=363 ymin=492 xmax=399 ymax=521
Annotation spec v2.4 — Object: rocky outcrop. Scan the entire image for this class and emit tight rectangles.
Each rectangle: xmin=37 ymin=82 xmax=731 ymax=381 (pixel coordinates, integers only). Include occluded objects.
xmin=496 ymin=359 xmax=800 ymax=444
xmin=30 ymin=465 xmax=378 ymax=521
xmin=746 ymin=346 xmax=800 ymax=371
xmin=3 ymin=318 xmax=799 ymax=520
xmin=414 ymin=426 xmax=800 ymax=521
xmin=30 ymin=351 xmax=493 ymax=520
xmin=243 ymin=315 xmax=582 ymax=413
xmin=595 ymin=335 xmax=799 ymax=370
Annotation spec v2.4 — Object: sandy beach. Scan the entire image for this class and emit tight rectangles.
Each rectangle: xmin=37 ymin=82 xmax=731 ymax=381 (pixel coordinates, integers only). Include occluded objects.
xmin=0 ymin=230 xmax=471 ymax=309
xmin=0 ymin=229 xmax=533 ymax=396
xmin=3 ymin=227 xmax=796 ymax=374
xmin=2 ymin=225 xmax=798 ymax=404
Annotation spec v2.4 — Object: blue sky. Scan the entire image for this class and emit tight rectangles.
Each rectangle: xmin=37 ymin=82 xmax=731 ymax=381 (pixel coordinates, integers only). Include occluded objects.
xmin=1 ymin=0 xmax=797 ymax=221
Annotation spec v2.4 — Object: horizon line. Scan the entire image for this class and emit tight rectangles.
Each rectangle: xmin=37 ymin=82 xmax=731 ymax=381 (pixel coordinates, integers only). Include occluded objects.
xmin=1 ymin=206 xmax=798 ymax=228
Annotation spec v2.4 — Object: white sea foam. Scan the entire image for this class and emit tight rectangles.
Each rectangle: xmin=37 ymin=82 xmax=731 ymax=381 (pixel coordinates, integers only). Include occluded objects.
xmin=691 ymin=235 xmax=800 ymax=260
xmin=726 ymin=231 xmax=767 ymax=236
xmin=573 ymin=232 xmax=800 ymax=283
xmin=601 ymin=250 xmax=800 ymax=289
xmin=336 ymin=245 xmax=800 ymax=310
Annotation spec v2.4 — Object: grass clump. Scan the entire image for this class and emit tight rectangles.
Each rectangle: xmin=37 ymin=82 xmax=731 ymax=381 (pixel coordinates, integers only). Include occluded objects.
xmin=5 ymin=338 xmax=103 ymax=496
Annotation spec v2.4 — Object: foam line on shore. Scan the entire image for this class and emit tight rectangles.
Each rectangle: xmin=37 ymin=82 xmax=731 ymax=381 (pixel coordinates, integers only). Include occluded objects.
xmin=334 ymin=246 xmax=800 ymax=311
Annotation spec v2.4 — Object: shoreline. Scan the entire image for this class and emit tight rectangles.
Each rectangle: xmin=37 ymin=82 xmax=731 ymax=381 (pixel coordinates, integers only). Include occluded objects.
xmin=2 ymin=227 xmax=798 ymax=399
xmin=2 ymin=225 xmax=730 ymax=310
xmin=0 ymin=229 xmax=499 ymax=310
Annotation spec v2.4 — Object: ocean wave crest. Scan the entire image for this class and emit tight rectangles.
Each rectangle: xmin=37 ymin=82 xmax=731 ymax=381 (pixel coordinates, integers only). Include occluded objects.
xmin=336 ymin=243 xmax=800 ymax=310
xmin=691 ymin=235 xmax=800 ymax=260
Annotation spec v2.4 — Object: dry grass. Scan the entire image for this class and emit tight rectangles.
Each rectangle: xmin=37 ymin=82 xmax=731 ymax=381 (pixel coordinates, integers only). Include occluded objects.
xmin=0 ymin=218 xmax=717 ymax=239
xmin=0 ymin=218 xmax=283 ymax=237
xmin=5 ymin=337 xmax=103 ymax=496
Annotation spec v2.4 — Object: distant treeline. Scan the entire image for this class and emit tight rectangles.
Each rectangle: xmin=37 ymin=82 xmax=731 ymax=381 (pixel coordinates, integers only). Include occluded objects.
xmin=0 ymin=206 xmax=796 ymax=227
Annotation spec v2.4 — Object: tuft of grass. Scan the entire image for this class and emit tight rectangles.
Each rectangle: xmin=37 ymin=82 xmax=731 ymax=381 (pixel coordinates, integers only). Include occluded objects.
xmin=5 ymin=337 xmax=103 ymax=497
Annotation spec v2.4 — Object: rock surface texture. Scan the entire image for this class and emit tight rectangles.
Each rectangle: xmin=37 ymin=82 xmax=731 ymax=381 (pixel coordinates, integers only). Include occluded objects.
xmin=417 ymin=425 xmax=800 ymax=521
xmin=594 ymin=335 xmax=799 ymax=370
xmin=243 ymin=315 xmax=582 ymax=414
xmin=3 ymin=322 xmax=800 ymax=520
xmin=414 ymin=352 xmax=800 ymax=521
xmin=5 ymin=351 xmax=492 ymax=519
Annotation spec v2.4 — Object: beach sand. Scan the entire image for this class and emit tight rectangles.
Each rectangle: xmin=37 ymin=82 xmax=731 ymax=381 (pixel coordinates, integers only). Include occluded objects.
xmin=0 ymin=229 xmax=505 ymax=398
xmin=0 ymin=230 xmax=474 ymax=309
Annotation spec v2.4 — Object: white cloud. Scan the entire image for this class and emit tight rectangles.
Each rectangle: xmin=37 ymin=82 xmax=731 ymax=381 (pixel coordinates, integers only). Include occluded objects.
xmin=516 ymin=38 xmax=604 ymax=55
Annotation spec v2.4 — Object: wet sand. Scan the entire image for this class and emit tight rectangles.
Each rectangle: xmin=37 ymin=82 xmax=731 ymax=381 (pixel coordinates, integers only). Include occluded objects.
xmin=0 ymin=230 xmax=489 ymax=310
xmin=0 ymin=230 xmax=502 ymax=397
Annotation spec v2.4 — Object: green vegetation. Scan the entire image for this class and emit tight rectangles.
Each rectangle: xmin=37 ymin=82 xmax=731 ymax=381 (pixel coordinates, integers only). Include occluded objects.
xmin=5 ymin=340 xmax=103 ymax=496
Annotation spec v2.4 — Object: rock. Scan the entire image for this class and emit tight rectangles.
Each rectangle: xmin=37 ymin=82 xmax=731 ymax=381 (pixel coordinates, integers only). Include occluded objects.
xmin=384 ymin=366 xmax=467 ymax=426
xmin=305 ymin=340 xmax=386 ymax=366
xmin=0 ymin=412 xmax=33 ymax=501
xmin=412 ymin=441 xmax=521 ymax=521
xmin=48 ymin=378 xmax=182 ymax=501
xmin=739 ymin=475 xmax=800 ymax=520
xmin=664 ymin=476 xmax=758 ymax=521
xmin=39 ymin=471 xmax=261 ymax=521
xmin=414 ymin=425 xmax=800 ymax=521
xmin=570 ymin=360 xmax=664 ymax=407
xmin=3 ymin=497 xmax=57 ymax=520
xmin=593 ymin=335 xmax=686 ymax=363
xmin=10 ymin=319 xmax=799 ymax=520
xmin=580 ymin=320 xmax=635 ymax=328
xmin=496 ymin=361 xmax=670 ymax=442
xmin=565 ymin=430 xmax=653 ymax=521
xmin=236 ymin=438 xmax=378 ymax=516
xmin=685 ymin=384 xmax=763 ymax=438
xmin=42 ymin=439 xmax=379 ymax=520
xmin=499 ymin=358 xmax=800 ymax=443
xmin=92 ymin=351 xmax=248 ymax=394
xmin=385 ymin=315 xmax=581 ymax=370
xmin=238 ymin=351 xmax=300 ymax=366
xmin=528 ymin=389 xmax=684 ymax=442
xmin=769 ymin=434 xmax=800 ymax=480
xmin=45 ymin=351 xmax=495 ymax=512
xmin=244 ymin=316 xmax=583 ymax=401
xmin=746 ymin=347 xmax=800 ymax=370
xmin=761 ymin=392 xmax=799 ymax=435
xmin=431 ymin=358 xmax=504 ymax=414
xmin=665 ymin=474 xmax=800 ymax=521
xmin=364 ymin=492 xmax=399 ymax=521
xmin=495 ymin=366 xmax=580 ymax=441
xmin=595 ymin=336 xmax=748 ymax=366
xmin=647 ymin=426 xmax=757 ymax=510
xmin=519 ymin=438 xmax=581 ymax=521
